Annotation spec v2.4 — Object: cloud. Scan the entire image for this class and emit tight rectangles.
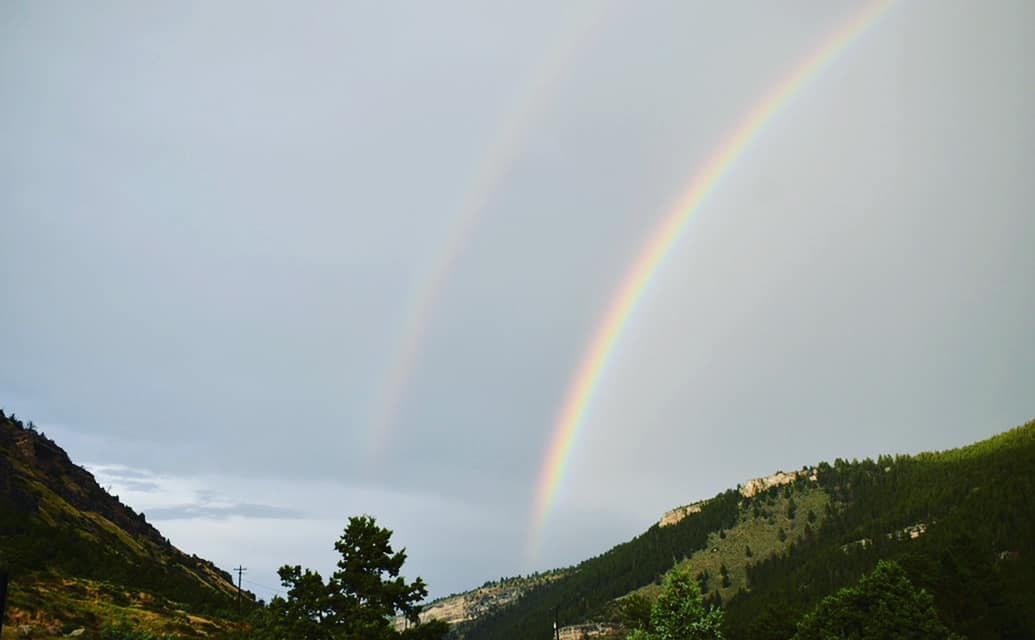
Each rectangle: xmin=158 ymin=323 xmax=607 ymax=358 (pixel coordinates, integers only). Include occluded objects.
xmin=79 ymin=460 xmax=516 ymax=597
xmin=145 ymin=503 xmax=306 ymax=521
xmin=85 ymin=463 xmax=305 ymax=521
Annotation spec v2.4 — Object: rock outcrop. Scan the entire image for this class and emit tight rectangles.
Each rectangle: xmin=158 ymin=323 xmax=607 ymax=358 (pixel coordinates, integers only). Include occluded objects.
xmin=739 ymin=469 xmax=815 ymax=498
xmin=658 ymin=501 xmax=705 ymax=527
xmin=659 ymin=469 xmax=819 ymax=527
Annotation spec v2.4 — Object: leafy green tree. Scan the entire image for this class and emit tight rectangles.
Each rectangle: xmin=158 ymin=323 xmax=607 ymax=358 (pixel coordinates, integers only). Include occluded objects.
xmin=745 ymin=602 xmax=799 ymax=640
xmin=652 ymin=566 xmax=723 ymax=639
xmin=793 ymin=561 xmax=958 ymax=640
xmin=612 ymin=593 xmax=654 ymax=631
xmin=261 ymin=516 xmax=448 ymax=640
xmin=626 ymin=566 xmax=723 ymax=640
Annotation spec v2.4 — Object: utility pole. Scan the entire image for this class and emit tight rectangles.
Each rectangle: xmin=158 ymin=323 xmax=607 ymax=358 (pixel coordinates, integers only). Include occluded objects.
xmin=234 ymin=565 xmax=247 ymax=618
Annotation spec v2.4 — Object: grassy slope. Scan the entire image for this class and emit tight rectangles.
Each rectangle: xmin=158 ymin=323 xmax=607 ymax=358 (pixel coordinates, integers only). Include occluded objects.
xmin=633 ymin=481 xmax=832 ymax=605
xmin=460 ymin=491 xmax=742 ymax=640
xmin=0 ymin=412 xmax=246 ymax=637
xmin=5 ymin=577 xmax=231 ymax=639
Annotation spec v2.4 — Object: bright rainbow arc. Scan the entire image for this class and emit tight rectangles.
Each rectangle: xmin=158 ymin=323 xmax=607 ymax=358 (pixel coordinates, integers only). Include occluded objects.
xmin=527 ymin=0 xmax=897 ymax=560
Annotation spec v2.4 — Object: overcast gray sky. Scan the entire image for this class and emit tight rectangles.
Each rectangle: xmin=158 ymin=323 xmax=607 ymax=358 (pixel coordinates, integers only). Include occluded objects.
xmin=2 ymin=0 xmax=1033 ymax=600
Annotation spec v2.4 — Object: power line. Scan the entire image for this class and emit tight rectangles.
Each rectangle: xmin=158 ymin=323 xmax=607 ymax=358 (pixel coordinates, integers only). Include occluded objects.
xmin=243 ymin=578 xmax=284 ymax=598
xmin=244 ymin=578 xmax=282 ymax=592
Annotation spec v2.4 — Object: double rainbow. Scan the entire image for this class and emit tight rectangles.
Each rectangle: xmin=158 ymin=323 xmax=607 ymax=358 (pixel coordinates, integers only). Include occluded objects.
xmin=528 ymin=0 xmax=896 ymax=559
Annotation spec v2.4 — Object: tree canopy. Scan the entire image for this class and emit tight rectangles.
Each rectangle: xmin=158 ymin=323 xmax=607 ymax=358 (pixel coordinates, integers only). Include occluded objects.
xmin=625 ymin=566 xmax=724 ymax=640
xmin=793 ymin=560 xmax=958 ymax=640
xmin=258 ymin=515 xmax=448 ymax=640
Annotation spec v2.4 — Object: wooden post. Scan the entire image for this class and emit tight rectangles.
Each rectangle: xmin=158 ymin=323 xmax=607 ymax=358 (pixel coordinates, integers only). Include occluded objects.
xmin=0 ymin=571 xmax=9 ymax=639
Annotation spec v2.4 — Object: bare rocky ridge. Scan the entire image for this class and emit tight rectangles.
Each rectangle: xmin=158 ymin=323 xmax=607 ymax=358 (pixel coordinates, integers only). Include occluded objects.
xmin=658 ymin=500 xmax=705 ymax=527
xmin=738 ymin=469 xmax=816 ymax=498
xmin=396 ymin=572 xmax=568 ymax=633
xmin=659 ymin=469 xmax=817 ymax=527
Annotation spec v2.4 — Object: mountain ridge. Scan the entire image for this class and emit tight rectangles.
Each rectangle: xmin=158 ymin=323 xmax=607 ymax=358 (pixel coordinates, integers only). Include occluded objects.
xmin=0 ymin=409 xmax=251 ymax=637
xmin=453 ymin=419 xmax=1035 ymax=640
xmin=4 ymin=408 xmax=1031 ymax=639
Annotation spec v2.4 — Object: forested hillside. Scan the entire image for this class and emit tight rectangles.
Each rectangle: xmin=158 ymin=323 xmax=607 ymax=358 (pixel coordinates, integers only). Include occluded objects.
xmin=460 ymin=420 xmax=1035 ymax=640
xmin=724 ymin=421 xmax=1035 ymax=640
xmin=460 ymin=491 xmax=742 ymax=639
xmin=0 ymin=410 xmax=250 ymax=636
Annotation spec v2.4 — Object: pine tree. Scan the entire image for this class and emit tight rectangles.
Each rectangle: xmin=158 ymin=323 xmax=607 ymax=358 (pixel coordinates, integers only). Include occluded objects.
xmin=263 ymin=516 xmax=448 ymax=640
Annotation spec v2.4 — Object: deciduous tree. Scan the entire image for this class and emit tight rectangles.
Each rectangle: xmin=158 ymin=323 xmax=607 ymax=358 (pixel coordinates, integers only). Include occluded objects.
xmin=624 ymin=566 xmax=723 ymax=640
xmin=793 ymin=560 xmax=958 ymax=640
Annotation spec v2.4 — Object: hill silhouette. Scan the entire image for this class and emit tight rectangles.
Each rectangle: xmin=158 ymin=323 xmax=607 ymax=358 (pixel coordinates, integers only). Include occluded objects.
xmin=0 ymin=409 xmax=251 ymax=637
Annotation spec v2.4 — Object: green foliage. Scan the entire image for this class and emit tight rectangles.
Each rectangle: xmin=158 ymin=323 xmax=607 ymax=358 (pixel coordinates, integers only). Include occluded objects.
xmin=612 ymin=593 xmax=654 ymax=631
xmin=723 ymin=420 xmax=1035 ymax=640
xmin=0 ymin=410 xmax=245 ymax=629
xmin=744 ymin=604 xmax=797 ymax=640
xmin=462 ymin=491 xmax=741 ymax=640
xmin=465 ymin=420 xmax=1034 ymax=640
xmin=650 ymin=567 xmax=723 ymax=640
xmin=793 ymin=561 xmax=957 ymax=640
xmin=255 ymin=515 xmax=448 ymax=640
xmin=623 ymin=566 xmax=723 ymax=640
xmin=685 ymin=486 xmax=823 ymax=600
xmin=101 ymin=619 xmax=181 ymax=640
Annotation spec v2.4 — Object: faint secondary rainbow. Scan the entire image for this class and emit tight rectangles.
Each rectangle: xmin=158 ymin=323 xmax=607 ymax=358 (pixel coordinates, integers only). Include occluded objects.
xmin=367 ymin=3 xmax=619 ymax=456
xmin=527 ymin=0 xmax=897 ymax=559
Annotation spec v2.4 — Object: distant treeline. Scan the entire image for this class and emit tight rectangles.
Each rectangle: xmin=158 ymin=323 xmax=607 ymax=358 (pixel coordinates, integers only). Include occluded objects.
xmin=460 ymin=490 xmax=741 ymax=639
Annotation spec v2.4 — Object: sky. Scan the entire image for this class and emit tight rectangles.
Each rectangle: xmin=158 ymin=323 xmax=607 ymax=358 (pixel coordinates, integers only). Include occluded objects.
xmin=2 ymin=0 xmax=1033 ymax=601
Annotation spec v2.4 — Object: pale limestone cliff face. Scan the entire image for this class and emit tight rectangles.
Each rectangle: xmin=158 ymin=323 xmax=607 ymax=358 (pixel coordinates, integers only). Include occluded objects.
xmin=558 ymin=622 xmax=622 ymax=640
xmin=659 ymin=469 xmax=819 ymax=527
xmin=739 ymin=469 xmax=816 ymax=498
xmin=414 ymin=596 xmax=468 ymax=626
xmin=658 ymin=501 xmax=704 ymax=527
xmin=394 ymin=572 xmax=567 ymax=630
